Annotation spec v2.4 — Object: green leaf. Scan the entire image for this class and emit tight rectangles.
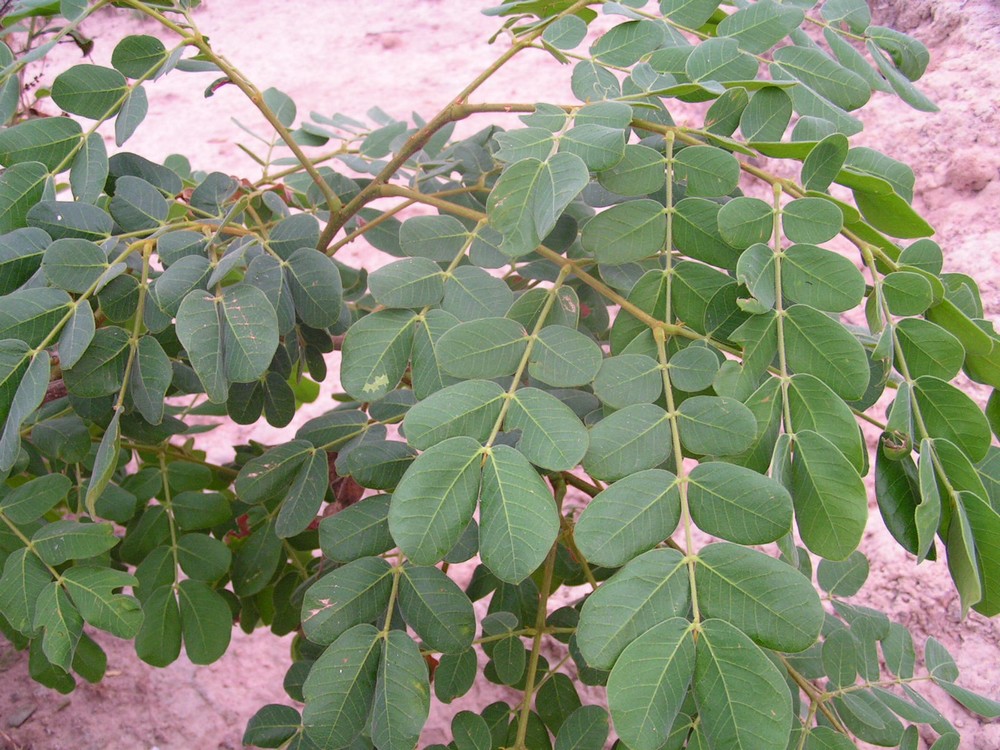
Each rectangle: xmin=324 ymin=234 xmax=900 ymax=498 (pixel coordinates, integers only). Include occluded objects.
xmin=895 ymin=318 xmax=964 ymax=381
xmin=389 ymin=436 xmax=483 ymax=565
xmin=319 ymin=495 xmax=393 ymax=563
xmin=399 ymin=564 xmax=476 ymax=654
xmin=783 ymin=304 xmax=869 ymax=399
xmin=772 ymin=46 xmax=869 ymax=111
xmin=696 ymin=542 xmax=823 ymax=652
xmin=32 ymin=521 xmax=119 ymax=565
xmin=507 ymin=386 xmax=589 ymax=471
xmin=57 ymin=301 xmax=95 ymax=370
xmin=674 ymin=146 xmax=741 ymax=197
xmin=592 ymin=353 xmax=662 ymax=407
xmin=576 ymin=548 xmax=690 ymax=670
xmin=673 ymin=199 xmax=742 ymax=271
xmin=28 ymin=200 xmax=113 ymax=241
xmin=275 ymin=449 xmax=328 ymax=538
xmin=791 ymin=430 xmax=868 ymax=560
xmin=129 ymin=335 xmax=171 ymax=425
xmin=817 ymin=550 xmax=869 ymax=597
xmin=583 ymin=200 xmax=666 ymax=265
xmin=961 ymin=491 xmax=1000 ymax=617
xmin=438 ymin=317 xmax=527 ymax=379
xmin=801 ymin=133 xmax=849 ymax=192
xmin=0 ymin=547 xmax=51 ymax=634
xmin=51 ymin=64 xmax=128 ymax=119
xmin=883 ymin=271 xmax=934 ymax=316
xmin=34 ymin=582 xmax=83 ymax=671
xmin=341 ymin=309 xmax=416 ymax=401
xmin=495 ymin=128 xmax=556 ymax=163
xmin=554 ymin=706 xmax=609 ymax=750
xmin=575 ymin=469 xmax=680 ymax=568
xmin=822 ymin=628 xmax=858 ymax=689
xmin=912 ymin=376 xmax=991 ymax=463
xmin=70 ymin=133 xmax=108 ymax=204
xmin=135 ymin=585 xmax=181 ymax=667
xmin=399 ymin=215 xmax=468 ymax=262
xmin=302 ymin=623 xmax=381 ymax=748
xmin=0 ymin=347 xmax=48 ymax=470
xmin=591 ymin=20 xmax=664 ymax=66
xmin=0 ymin=473 xmax=71 ymax=524
xmin=688 ymin=462 xmax=793 ymax=544
xmin=659 ymin=0 xmax=720 ymax=28
xmin=61 ymin=566 xmax=142 ymax=639
xmin=717 ymin=197 xmax=772 ymax=249
xmin=583 ymin=404 xmax=671 ymax=482
xmin=677 ymin=395 xmax=756 ymax=456
xmin=782 ymin=244 xmax=865 ymax=312
xmin=285 ymin=247 xmax=343 ymax=328
xmin=86 ymin=410 xmax=121 ymax=517
xmin=598 ymin=144 xmax=665 ymax=197
xmin=571 ymin=59 xmax=621 ymax=103
xmin=717 ymin=0 xmax=804 ymax=54
xmin=0 ymin=287 xmax=71 ymax=348
xmin=854 ymin=187 xmax=934 ymax=239
xmin=370 ymin=630 xmax=430 ymax=750
xmin=111 ymin=34 xmax=167 ymax=79
xmin=741 ymin=87 xmax=792 ymax=142
xmin=263 ymin=86 xmax=296 ymax=127
xmin=0 ymin=118 xmax=83 ymax=171
xmin=782 ymin=197 xmax=843 ymax=244
xmin=786 ymin=373 xmax=865 ymax=471
xmin=536 ymin=672 xmax=581 ymax=734
xmin=686 ymin=38 xmax=758 ymax=83
xmin=607 ymin=618 xmax=695 ymax=750
xmin=694 ymin=618 xmax=792 ymax=750
xmin=301 ymin=556 xmax=393 ymax=645
xmin=63 ymin=325 xmax=129 ymax=398
xmin=443 ymin=266 xmax=514 ymax=320
xmin=945 ymin=492 xmax=982 ymax=617
xmin=0 ymin=163 xmax=48 ymax=235
xmin=235 ymin=440 xmax=313 ymax=504
xmin=529 ymin=325 xmax=602 ymax=388
xmin=479 ymin=444 xmax=559 ymax=583
xmin=43 ymin=237 xmax=108 ymax=294
xmin=369 ymin=257 xmax=444 ymax=309
xmin=937 ymin=678 xmax=1000 ymax=719
xmin=243 ymin=704 xmax=302 ymax=749
xmin=486 ymin=153 xmax=589 ymax=258
xmin=559 ymin=124 xmax=626 ymax=171
xmin=176 ymin=289 xmax=226 ymax=402
xmin=403 ymin=379 xmax=505 ymax=450
xmin=435 ymin=648 xmax=477 ymax=704
xmin=109 ymin=175 xmax=165 ymax=231
xmin=114 ymin=86 xmax=147 ymax=146
xmin=867 ymin=40 xmax=937 ymax=112
xmin=176 ymin=533 xmax=231 ymax=582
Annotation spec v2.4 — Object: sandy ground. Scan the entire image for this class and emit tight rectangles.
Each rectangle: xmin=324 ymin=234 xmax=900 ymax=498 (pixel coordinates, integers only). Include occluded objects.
xmin=1 ymin=1 xmax=999 ymax=748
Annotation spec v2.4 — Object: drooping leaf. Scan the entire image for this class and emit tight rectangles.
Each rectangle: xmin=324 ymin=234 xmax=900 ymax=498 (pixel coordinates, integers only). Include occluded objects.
xmin=301 ymin=556 xmax=393 ymax=645
xmin=398 ymin=564 xmax=476 ymax=654
xmin=370 ymin=630 xmax=430 ymax=750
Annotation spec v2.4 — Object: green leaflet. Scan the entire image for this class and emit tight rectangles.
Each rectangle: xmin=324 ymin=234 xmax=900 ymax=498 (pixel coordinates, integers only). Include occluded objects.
xmin=694 ymin=619 xmax=792 ymax=750
xmin=368 ymin=256 xmax=445 ymax=308
xmin=583 ymin=404 xmax=672 ymax=482
xmin=791 ymin=430 xmax=868 ymax=560
xmin=389 ymin=436 xmax=483 ymax=565
xmin=403 ymin=379 xmax=505 ymax=450
xmin=479 ymin=445 xmax=559 ymax=583
xmin=687 ymin=462 xmax=792 ymax=544
xmin=285 ymin=247 xmax=343 ymax=328
xmin=582 ymin=200 xmax=666 ymax=265
xmin=274 ymin=449 xmax=329 ymax=538
xmin=341 ymin=309 xmax=416 ymax=401
xmin=370 ymin=630 xmax=430 ymax=750
xmin=301 ymin=556 xmax=393 ymax=645
xmin=0 ymin=118 xmax=83 ymax=171
xmin=487 ymin=153 xmax=589 ymax=258
xmin=51 ymin=64 xmax=128 ymax=119
xmin=399 ymin=564 xmax=476 ymax=654
xmin=574 ymin=469 xmax=681 ymax=568
xmin=607 ymin=618 xmax=695 ymax=750
xmin=506 ymin=386 xmax=589 ymax=471
xmin=302 ymin=623 xmax=381 ymax=748
xmin=61 ymin=566 xmax=142 ymax=639
xmin=677 ymin=395 xmax=757 ymax=456
xmin=782 ymin=244 xmax=865 ymax=312
xmin=528 ymin=325 xmax=603 ymax=388
xmin=438 ymin=317 xmax=528 ymax=379
xmin=782 ymin=304 xmax=869 ymax=400
xmin=695 ymin=542 xmax=823 ymax=652
xmin=576 ymin=548 xmax=690 ymax=670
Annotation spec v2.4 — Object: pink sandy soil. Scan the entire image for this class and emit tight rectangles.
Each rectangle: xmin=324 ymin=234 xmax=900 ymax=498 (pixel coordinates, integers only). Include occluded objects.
xmin=1 ymin=1 xmax=999 ymax=748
